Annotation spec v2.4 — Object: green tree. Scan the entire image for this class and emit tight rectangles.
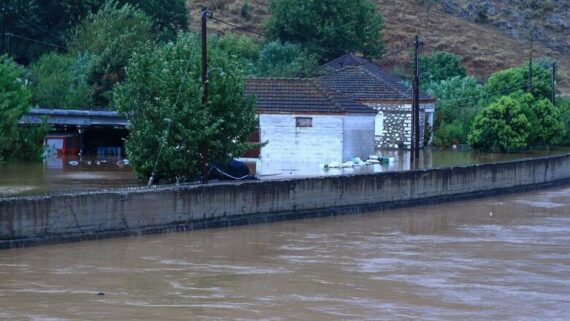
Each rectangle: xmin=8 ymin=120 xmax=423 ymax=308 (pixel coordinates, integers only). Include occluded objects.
xmin=69 ymin=1 xmax=155 ymax=106
xmin=420 ymin=51 xmax=466 ymax=88
xmin=0 ymin=55 xmax=47 ymax=162
xmin=266 ymin=0 xmax=384 ymax=61
xmin=428 ymin=76 xmax=482 ymax=146
xmin=0 ymin=0 xmax=101 ymax=64
xmin=114 ymin=34 xmax=258 ymax=182
xmin=559 ymin=98 xmax=570 ymax=145
xmin=29 ymin=52 xmax=94 ymax=109
xmin=210 ymin=34 xmax=260 ymax=74
xmin=526 ymin=98 xmax=565 ymax=146
xmin=481 ymin=65 xmax=551 ymax=107
xmin=468 ymin=96 xmax=530 ymax=151
xmin=256 ymin=41 xmax=319 ymax=77
xmin=117 ymin=0 xmax=188 ymax=41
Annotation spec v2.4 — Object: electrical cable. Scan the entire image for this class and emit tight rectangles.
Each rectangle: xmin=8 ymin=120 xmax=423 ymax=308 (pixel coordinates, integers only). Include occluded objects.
xmin=208 ymin=15 xmax=264 ymax=37
xmin=147 ymin=34 xmax=199 ymax=187
xmin=5 ymin=32 xmax=64 ymax=49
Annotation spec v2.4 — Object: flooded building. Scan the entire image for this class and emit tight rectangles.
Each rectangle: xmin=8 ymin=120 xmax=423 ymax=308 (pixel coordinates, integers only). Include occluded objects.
xmin=20 ymin=108 xmax=128 ymax=157
xmin=320 ymin=54 xmax=436 ymax=149
xmin=245 ymin=78 xmax=377 ymax=174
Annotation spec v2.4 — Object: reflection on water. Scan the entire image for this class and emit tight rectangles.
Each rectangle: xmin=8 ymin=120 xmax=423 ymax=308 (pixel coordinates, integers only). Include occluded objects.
xmin=0 ymin=155 xmax=141 ymax=196
xmin=258 ymin=146 xmax=570 ymax=178
xmin=0 ymin=187 xmax=569 ymax=320
xmin=1 ymin=147 xmax=570 ymax=195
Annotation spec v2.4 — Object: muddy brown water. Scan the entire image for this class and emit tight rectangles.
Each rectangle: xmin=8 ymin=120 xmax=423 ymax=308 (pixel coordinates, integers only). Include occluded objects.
xmin=1 ymin=186 xmax=569 ymax=320
xmin=2 ymin=147 xmax=570 ymax=196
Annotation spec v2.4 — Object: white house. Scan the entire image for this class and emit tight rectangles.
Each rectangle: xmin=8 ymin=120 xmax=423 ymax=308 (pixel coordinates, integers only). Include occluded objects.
xmin=245 ymin=78 xmax=377 ymax=172
xmin=319 ymin=54 xmax=437 ymax=149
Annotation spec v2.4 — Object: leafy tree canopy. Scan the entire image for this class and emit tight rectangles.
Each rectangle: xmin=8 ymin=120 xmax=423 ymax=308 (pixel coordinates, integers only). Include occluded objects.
xmin=114 ymin=33 xmax=258 ymax=182
xmin=266 ymin=0 xmax=384 ymax=61
xmin=69 ymin=1 xmax=155 ymax=107
xmin=1 ymin=0 xmax=188 ymax=64
xmin=428 ymin=76 xmax=482 ymax=146
xmin=255 ymin=41 xmax=319 ymax=77
xmin=116 ymin=0 xmax=188 ymax=41
xmin=0 ymin=55 xmax=47 ymax=162
xmin=420 ymin=51 xmax=466 ymax=89
xmin=468 ymin=96 xmax=530 ymax=152
xmin=481 ymin=65 xmax=551 ymax=107
xmin=513 ymin=93 xmax=565 ymax=146
xmin=559 ymin=98 xmax=570 ymax=145
xmin=209 ymin=34 xmax=260 ymax=74
xmin=29 ymin=52 xmax=93 ymax=109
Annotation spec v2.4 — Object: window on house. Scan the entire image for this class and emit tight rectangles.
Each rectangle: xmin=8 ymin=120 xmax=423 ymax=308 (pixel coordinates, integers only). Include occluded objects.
xmin=375 ymin=112 xmax=384 ymax=136
xmin=296 ymin=117 xmax=313 ymax=128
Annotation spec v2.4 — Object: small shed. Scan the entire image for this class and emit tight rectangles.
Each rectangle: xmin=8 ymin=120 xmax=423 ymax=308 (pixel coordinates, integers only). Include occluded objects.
xmin=245 ymin=78 xmax=377 ymax=167
xmin=320 ymin=54 xmax=436 ymax=149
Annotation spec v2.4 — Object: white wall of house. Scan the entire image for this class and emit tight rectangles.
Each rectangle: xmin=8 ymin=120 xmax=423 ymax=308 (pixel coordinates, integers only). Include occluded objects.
xmin=259 ymin=114 xmax=344 ymax=165
xmin=342 ymin=114 xmax=375 ymax=160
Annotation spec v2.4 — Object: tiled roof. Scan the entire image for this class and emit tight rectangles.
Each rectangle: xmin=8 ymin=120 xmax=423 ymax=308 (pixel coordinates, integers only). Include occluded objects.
xmin=245 ymin=78 xmax=377 ymax=114
xmin=320 ymin=53 xmax=434 ymax=101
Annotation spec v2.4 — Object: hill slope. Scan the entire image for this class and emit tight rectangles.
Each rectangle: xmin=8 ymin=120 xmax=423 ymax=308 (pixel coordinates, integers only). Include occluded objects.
xmin=187 ymin=0 xmax=570 ymax=95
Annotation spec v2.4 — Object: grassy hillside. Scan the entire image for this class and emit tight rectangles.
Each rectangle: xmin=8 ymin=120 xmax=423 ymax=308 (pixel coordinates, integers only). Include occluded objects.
xmin=186 ymin=0 xmax=570 ymax=95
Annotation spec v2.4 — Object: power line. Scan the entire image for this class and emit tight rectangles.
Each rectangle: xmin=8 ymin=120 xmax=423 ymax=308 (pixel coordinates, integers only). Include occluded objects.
xmin=435 ymin=72 xmax=551 ymax=105
xmin=147 ymin=34 xmax=199 ymax=187
xmin=5 ymin=32 xmax=65 ymax=49
xmin=208 ymin=15 xmax=264 ymax=37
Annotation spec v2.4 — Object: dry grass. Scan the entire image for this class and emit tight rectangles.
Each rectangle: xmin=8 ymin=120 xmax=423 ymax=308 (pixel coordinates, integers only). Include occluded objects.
xmin=186 ymin=0 xmax=570 ymax=95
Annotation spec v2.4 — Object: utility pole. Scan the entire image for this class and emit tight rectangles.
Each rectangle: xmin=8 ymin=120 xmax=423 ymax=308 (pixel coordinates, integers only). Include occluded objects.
xmin=410 ymin=35 xmax=421 ymax=167
xmin=200 ymin=7 xmax=209 ymax=184
xmin=527 ymin=29 xmax=534 ymax=92
xmin=551 ymin=63 xmax=556 ymax=105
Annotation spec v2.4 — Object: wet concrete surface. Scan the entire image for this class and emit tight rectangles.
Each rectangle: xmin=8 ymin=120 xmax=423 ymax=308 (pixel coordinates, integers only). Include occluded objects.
xmin=0 ymin=186 xmax=569 ymax=320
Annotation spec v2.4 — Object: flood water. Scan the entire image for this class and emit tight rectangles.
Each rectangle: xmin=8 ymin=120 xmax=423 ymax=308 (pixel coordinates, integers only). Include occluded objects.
xmin=1 ymin=186 xmax=569 ymax=320
xmin=1 ymin=147 xmax=570 ymax=196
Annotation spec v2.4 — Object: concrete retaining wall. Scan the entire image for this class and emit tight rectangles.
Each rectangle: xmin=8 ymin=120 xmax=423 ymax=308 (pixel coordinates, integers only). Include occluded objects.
xmin=2 ymin=153 xmax=570 ymax=249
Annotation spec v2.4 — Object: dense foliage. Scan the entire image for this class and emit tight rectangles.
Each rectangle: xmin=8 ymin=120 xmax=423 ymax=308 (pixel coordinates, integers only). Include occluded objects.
xmin=255 ymin=41 xmax=319 ymax=77
xmin=266 ymin=0 xmax=384 ymax=61
xmin=419 ymin=51 xmax=466 ymax=88
xmin=114 ymin=34 xmax=257 ymax=181
xmin=560 ymin=98 xmax=570 ymax=145
xmin=428 ymin=76 xmax=482 ymax=146
xmin=481 ymin=65 xmax=551 ymax=107
xmin=116 ymin=0 xmax=188 ymax=42
xmin=69 ymin=1 xmax=155 ymax=107
xmin=1 ymin=0 xmax=187 ymax=64
xmin=29 ymin=53 xmax=93 ymax=109
xmin=0 ymin=55 xmax=48 ymax=162
xmin=468 ymin=96 xmax=530 ymax=151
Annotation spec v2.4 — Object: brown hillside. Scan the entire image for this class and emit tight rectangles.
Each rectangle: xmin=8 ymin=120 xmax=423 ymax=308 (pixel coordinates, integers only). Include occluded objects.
xmin=186 ymin=0 xmax=570 ymax=96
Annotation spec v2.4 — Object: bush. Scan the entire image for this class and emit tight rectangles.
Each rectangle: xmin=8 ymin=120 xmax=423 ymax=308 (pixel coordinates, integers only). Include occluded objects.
xmin=468 ymin=96 xmax=530 ymax=151
xmin=526 ymin=97 xmax=565 ymax=146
